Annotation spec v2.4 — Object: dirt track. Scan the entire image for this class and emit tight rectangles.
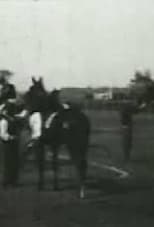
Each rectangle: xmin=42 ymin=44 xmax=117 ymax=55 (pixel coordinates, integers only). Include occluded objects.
xmin=1 ymin=110 xmax=154 ymax=227
xmin=1 ymin=172 xmax=154 ymax=227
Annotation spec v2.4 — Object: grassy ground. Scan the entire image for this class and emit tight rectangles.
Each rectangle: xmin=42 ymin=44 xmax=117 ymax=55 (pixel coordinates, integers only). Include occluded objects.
xmin=1 ymin=109 xmax=154 ymax=226
xmin=86 ymin=110 xmax=154 ymax=176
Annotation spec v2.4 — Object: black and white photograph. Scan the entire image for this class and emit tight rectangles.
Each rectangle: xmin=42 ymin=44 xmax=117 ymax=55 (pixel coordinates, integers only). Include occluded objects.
xmin=0 ymin=0 xmax=154 ymax=226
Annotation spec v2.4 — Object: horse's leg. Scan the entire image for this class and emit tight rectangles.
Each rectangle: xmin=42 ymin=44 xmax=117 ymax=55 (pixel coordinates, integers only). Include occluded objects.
xmin=78 ymin=156 xmax=88 ymax=199
xmin=19 ymin=129 xmax=32 ymax=171
xmin=52 ymin=147 xmax=59 ymax=190
xmin=73 ymin=159 xmax=87 ymax=199
xmin=69 ymin=143 xmax=88 ymax=199
xmin=35 ymin=140 xmax=45 ymax=190
xmin=38 ymin=144 xmax=45 ymax=190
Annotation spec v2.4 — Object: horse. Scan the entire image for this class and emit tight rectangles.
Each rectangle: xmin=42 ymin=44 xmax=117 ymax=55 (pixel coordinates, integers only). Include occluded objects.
xmin=24 ymin=77 xmax=91 ymax=198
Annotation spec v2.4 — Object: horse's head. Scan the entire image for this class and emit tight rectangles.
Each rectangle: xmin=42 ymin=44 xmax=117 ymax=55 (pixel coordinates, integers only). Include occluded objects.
xmin=25 ymin=76 xmax=48 ymax=113
xmin=30 ymin=76 xmax=46 ymax=96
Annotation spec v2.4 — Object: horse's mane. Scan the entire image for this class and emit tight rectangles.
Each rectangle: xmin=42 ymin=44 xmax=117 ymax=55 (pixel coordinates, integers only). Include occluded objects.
xmin=24 ymin=77 xmax=84 ymax=116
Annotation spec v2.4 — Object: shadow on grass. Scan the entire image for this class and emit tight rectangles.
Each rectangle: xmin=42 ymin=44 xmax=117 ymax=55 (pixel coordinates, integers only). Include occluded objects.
xmin=86 ymin=176 xmax=154 ymax=196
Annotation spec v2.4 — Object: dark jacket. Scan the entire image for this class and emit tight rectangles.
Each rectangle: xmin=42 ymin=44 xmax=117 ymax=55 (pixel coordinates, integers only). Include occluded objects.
xmin=0 ymin=83 xmax=16 ymax=104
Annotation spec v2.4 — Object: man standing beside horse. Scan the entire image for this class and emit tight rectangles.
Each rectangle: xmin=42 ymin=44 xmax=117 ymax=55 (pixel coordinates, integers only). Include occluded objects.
xmin=0 ymin=101 xmax=21 ymax=188
xmin=0 ymin=70 xmax=20 ymax=188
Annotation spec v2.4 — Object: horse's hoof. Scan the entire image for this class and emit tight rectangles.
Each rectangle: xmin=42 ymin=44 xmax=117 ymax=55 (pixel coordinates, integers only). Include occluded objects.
xmin=80 ymin=192 xmax=85 ymax=199
xmin=79 ymin=187 xmax=85 ymax=199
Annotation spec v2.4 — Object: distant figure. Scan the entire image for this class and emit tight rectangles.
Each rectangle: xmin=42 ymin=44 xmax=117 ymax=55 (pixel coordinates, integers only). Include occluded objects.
xmin=0 ymin=101 xmax=20 ymax=188
xmin=120 ymin=100 xmax=146 ymax=162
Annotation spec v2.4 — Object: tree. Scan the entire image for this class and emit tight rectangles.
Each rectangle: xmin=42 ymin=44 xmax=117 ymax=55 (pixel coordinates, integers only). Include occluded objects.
xmin=129 ymin=70 xmax=154 ymax=104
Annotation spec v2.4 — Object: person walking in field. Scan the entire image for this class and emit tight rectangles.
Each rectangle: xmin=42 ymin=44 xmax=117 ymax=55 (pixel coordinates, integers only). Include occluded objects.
xmin=120 ymin=100 xmax=146 ymax=162
xmin=0 ymin=101 xmax=20 ymax=188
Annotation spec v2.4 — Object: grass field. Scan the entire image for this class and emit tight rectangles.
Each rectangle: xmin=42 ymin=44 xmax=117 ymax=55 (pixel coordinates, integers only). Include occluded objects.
xmin=1 ymin=109 xmax=154 ymax=226
xmin=87 ymin=110 xmax=154 ymax=171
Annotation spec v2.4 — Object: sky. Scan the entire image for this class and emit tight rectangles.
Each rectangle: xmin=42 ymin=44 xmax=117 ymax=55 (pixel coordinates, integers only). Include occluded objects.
xmin=0 ymin=0 xmax=154 ymax=90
